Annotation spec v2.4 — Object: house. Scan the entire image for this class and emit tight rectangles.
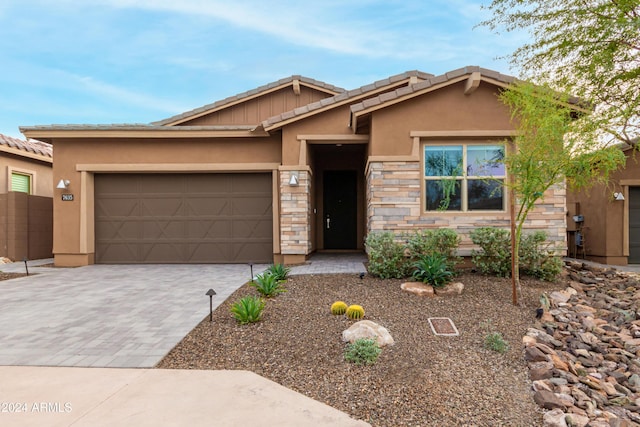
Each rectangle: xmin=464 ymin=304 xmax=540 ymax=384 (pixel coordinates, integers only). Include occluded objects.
xmin=20 ymin=66 xmax=567 ymax=267
xmin=566 ymin=143 xmax=639 ymax=265
xmin=0 ymin=134 xmax=53 ymax=260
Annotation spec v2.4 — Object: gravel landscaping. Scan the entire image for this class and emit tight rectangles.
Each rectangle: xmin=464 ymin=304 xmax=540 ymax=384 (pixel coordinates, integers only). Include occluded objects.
xmin=158 ymin=270 xmax=565 ymax=426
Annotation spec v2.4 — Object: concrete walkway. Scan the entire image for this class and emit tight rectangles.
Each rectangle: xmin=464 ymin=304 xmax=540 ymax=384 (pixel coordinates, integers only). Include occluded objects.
xmin=0 ymin=261 xmax=268 ymax=367
xmin=0 ymin=366 xmax=369 ymax=427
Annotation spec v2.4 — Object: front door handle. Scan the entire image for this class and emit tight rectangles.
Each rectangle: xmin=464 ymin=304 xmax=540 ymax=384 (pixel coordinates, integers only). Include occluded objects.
xmin=326 ymin=216 xmax=331 ymax=229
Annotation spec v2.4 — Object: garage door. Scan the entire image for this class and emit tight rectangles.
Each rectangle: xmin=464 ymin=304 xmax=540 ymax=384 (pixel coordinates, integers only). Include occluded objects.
xmin=95 ymin=173 xmax=273 ymax=264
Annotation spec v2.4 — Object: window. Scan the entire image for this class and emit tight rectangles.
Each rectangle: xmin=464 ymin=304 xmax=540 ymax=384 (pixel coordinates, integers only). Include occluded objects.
xmin=423 ymin=144 xmax=505 ymax=211
xmin=11 ymin=172 xmax=31 ymax=194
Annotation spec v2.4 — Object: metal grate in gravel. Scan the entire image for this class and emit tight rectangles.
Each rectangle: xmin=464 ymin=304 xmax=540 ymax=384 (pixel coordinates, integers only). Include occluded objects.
xmin=428 ymin=317 xmax=459 ymax=336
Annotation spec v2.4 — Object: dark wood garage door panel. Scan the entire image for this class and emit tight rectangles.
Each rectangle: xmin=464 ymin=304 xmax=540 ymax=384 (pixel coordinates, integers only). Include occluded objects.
xmin=95 ymin=173 xmax=273 ymax=264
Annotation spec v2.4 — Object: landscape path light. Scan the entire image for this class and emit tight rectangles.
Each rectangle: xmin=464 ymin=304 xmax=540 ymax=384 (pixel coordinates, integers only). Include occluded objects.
xmin=206 ymin=288 xmax=217 ymax=322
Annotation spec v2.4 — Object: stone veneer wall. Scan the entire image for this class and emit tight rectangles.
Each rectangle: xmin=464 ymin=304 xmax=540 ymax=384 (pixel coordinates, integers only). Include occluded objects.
xmin=279 ymin=170 xmax=312 ymax=255
xmin=366 ymin=161 xmax=567 ymax=255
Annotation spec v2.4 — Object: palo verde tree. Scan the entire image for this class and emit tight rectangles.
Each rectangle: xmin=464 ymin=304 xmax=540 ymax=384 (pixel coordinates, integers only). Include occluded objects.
xmin=500 ymin=82 xmax=625 ymax=304
xmin=481 ymin=0 xmax=640 ymax=146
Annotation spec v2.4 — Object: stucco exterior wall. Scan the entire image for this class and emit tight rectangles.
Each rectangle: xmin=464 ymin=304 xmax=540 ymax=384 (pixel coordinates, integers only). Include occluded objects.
xmin=0 ymin=153 xmax=53 ymax=197
xmin=566 ymin=149 xmax=636 ymax=264
xmin=50 ymin=136 xmax=282 ymax=264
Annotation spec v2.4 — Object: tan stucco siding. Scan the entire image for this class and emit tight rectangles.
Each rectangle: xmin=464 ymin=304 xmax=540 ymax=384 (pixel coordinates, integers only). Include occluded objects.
xmin=0 ymin=153 xmax=53 ymax=197
xmin=280 ymin=105 xmax=355 ymax=166
xmin=51 ymin=136 xmax=282 ymax=261
xmin=180 ymin=86 xmax=333 ymax=126
xmin=567 ymin=150 xmax=636 ymax=263
xmin=369 ymin=83 xmax=512 ymax=156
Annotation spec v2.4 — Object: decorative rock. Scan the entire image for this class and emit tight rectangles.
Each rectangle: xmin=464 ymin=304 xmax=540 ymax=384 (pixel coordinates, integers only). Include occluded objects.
xmin=565 ymin=413 xmax=590 ymax=427
xmin=534 ymin=390 xmax=567 ymax=410
xmin=400 ymin=282 xmax=434 ymax=297
xmin=433 ymin=282 xmax=464 ymax=296
xmin=525 ymin=346 xmax=550 ymax=362
xmin=543 ymin=408 xmax=568 ymax=427
xmin=342 ymin=320 xmax=394 ymax=347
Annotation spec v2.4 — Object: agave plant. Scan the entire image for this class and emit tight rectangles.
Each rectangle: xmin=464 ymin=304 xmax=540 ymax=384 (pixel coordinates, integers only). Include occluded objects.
xmin=265 ymin=263 xmax=291 ymax=281
xmin=251 ymin=272 xmax=286 ymax=297
xmin=230 ymin=296 xmax=265 ymax=324
xmin=412 ymin=253 xmax=453 ymax=288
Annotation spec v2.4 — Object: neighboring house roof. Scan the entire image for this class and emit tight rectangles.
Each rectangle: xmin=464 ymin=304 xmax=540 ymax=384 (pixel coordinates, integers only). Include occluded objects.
xmin=153 ymin=75 xmax=345 ymax=126
xmin=0 ymin=133 xmax=52 ymax=163
xmin=260 ymin=70 xmax=434 ymax=131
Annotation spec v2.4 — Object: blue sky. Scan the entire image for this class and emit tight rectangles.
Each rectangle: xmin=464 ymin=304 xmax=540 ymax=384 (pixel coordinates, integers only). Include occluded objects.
xmin=0 ymin=0 xmax=525 ymax=139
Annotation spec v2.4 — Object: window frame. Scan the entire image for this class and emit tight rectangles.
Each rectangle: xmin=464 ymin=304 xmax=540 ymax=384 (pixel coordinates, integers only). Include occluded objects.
xmin=8 ymin=168 xmax=34 ymax=194
xmin=422 ymin=142 xmax=506 ymax=213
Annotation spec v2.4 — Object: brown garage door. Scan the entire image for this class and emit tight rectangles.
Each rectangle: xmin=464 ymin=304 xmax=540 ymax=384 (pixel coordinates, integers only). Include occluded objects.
xmin=95 ymin=173 xmax=273 ymax=264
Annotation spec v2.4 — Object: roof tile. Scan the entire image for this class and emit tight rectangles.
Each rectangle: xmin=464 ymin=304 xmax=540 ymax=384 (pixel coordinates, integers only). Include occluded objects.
xmin=152 ymin=75 xmax=345 ymax=126
xmin=0 ymin=133 xmax=52 ymax=158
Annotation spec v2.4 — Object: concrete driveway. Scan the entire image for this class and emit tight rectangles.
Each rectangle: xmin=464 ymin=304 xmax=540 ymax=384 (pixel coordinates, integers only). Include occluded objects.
xmin=0 ymin=261 xmax=267 ymax=368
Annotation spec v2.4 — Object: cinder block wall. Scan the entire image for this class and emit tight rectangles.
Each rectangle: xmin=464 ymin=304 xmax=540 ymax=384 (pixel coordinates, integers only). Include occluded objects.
xmin=0 ymin=192 xmax=53 ymax=261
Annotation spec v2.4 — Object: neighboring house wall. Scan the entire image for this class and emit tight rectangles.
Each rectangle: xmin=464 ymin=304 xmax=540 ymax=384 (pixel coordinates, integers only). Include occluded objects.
xmin=0 ymin=152 xmax=53 ymax=196
xmin=566 ymin=148 xmax=635 ymax=265
xmin=0 ymin=135 xmax=53 ymax=260
xmin=0 ymin=192 xmax=53 ymax=260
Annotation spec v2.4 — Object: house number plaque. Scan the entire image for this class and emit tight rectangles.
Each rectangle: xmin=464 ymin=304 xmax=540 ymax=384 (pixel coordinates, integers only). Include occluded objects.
xmin=61 ymin=194 xmax=74 ymax=201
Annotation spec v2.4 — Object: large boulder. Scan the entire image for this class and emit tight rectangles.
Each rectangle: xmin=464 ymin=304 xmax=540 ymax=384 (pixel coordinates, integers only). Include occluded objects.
xmin=434 ymin=282 xmax=464 ymax=296
xmin=400 ymin=282 xmax=434 ymax=297
xmin=342 ymin=320 xmax=394 ymax=347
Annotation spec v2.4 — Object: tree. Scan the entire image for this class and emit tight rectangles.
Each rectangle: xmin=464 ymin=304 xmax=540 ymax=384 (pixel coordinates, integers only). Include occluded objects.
xmin=499 ymin=82 xmax=625 ymax=304
xmin=481 ymin=0 xmax=640 ymax=146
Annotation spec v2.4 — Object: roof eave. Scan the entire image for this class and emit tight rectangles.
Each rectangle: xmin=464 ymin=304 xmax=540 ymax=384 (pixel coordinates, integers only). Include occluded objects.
xmin=20 ymin=126 xmax=271 ymax=143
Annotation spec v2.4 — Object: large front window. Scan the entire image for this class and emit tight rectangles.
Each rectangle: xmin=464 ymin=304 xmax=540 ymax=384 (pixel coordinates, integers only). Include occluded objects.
xmin=424 ymin=144 xmax=505 ymax=211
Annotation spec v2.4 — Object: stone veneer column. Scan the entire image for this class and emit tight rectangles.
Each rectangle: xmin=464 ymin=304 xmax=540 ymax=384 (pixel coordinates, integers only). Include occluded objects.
xmin=279 ymin=170 xmax=311 ymax=258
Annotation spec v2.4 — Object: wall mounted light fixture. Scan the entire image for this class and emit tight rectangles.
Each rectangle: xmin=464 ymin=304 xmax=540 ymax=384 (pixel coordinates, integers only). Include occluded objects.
xmin=56 ymin=179 xmax=70 ymax=189
xmin=288 ymin=172 xmax=299 ymax=186
xmin=614 ymin=192 xmax=625 ymax=201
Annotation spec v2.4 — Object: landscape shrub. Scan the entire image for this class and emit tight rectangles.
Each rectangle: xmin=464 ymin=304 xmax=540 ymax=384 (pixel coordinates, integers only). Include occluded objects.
xmin=519 ymin=231 xmax=563 ymax=281
xmin=264 ymin=263 xmax=291 ymax=282
xmin=251 ymin=272 xmax=286 ymax=297
xmin=470 ymin=227 xmax=512 ymax=277
xmin=365 ymin=231 xmax=411 ymax=279
xmin=230 ymin=296 xmax=265 ymax=324
xmin=470 ymin=227 xmax=562 ymax=280
xmin=405 ymin=228 xmax=461 ymax=270
xmin=411 ymin=253 xmax=453 ymax=288
xmin=344 ymin=338 xmax=381 ymax=366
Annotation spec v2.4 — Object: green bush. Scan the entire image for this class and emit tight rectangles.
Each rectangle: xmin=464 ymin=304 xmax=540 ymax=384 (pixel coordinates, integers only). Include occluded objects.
xmin=344 ymin=338 xmax=382 ymax=366
xmin=365 ymin=231 xmax=411 ymax=279
xmin=264 ymin=263 xmax=291 ymax=281
xmin=406 ymin=228 xmax=461 ymax=270
xmin=470 ymin=227 xmax=562 ymax=281
xmin=230 ymin=296 xmax=265 ymax=324
xmin=411 ymin=253 xmax=453 ymax=288
xmin=470 ymin=227 xmax=512 ymax=277
xmin=519 ymin=232 xmax=563 ymax=281
xmin=484 ymin=332 xmax=510 ymax=354
xmin=251 ymin=272 xmax=286 ymax=297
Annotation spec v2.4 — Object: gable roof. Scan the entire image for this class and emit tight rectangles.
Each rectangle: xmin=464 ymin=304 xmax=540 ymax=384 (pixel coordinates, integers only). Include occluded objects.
xmin=0 ymin=133 xmax=52 ymax=163
xmin=260 ymin=70 xmax=433 ymax=131
xmin=153 ymin=75 xmax=345 ymax=126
